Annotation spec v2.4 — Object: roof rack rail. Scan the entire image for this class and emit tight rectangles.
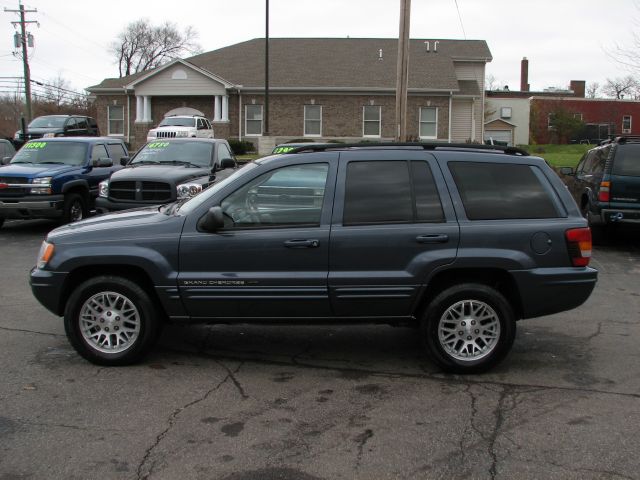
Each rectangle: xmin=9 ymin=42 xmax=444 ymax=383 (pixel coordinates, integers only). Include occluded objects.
xmin=612 ymin=135 xmax=640 ymax=144
xmin=285 ymin=142 xmax=530 ymax=156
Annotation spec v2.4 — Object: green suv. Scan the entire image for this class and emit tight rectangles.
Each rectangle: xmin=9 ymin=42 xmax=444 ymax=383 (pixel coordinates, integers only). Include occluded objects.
xmin=563 ymin=136 xmax=640 ymax=240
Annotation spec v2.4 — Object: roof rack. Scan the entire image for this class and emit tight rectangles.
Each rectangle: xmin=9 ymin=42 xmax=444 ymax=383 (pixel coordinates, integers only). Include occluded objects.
xmin=285 ymin=142 xmax=530 ymax=156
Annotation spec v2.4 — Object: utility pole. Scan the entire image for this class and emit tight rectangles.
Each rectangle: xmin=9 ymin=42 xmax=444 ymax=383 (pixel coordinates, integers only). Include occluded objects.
xmin=264 ymin=0 xmax=270 ymax=137
xmin=4 ymin=2 xmax=37 ymax=123
xmin=395 ymin=0 xmax=411 ymax=142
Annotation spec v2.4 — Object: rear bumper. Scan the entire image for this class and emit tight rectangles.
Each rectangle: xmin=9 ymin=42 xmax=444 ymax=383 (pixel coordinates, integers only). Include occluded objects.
xmin=0 ymin=195 xmax=64 ymax=219
xmin=600 ymin=208 xmax=640 ymax=224
xmin=511 ymin=267 xmax=598 ymax=319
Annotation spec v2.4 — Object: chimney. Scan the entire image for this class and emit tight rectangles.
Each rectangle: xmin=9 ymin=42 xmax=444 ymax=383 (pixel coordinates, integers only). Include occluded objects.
xmin=570 ymin=80 xmax=585 ymax=98
xmin=520 ymin=57 xmax=530 ymax=92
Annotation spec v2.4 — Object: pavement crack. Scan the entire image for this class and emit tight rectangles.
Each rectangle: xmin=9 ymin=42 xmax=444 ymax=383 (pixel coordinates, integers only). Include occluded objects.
xmin=135 ymin=362 xmax=244 ymax=480
xmin=214 ymin=360 xmax=249 ymax=399
xmin=585 ymin=321 xmax=604 ymax=342
xmin=0 ymin=325 xmax=65 ymax=337
xmin=161 ymin=345 xmax=640 ymax=401
xmin=354 ymin=428 xmax=374 ymax=469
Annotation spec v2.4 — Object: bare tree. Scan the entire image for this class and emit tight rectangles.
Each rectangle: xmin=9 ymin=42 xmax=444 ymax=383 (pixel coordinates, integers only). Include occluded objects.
xmin=602 ymin=76 xmax=640 ymax=99
xmin=485 ymin=74 xmax=499 ymax=91
xmin=111 ymin=19 xmax=201 ymax=77
xmin=586 ymin=82 xmax=600 ymax=99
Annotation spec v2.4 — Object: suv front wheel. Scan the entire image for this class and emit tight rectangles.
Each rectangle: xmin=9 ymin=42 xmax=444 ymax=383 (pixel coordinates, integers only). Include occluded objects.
xmin=421 ymin=283 xmax=516 ymax=374
xmin=64 ymin=276 xmax=161 ymax=365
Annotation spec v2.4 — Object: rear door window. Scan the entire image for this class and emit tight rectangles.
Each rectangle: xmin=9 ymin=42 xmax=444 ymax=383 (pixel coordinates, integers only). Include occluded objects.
xmin=612 ymin=144 xmax=640 ymax=176
xmin=107 ymin=143 xmax=127 ymax=161
xmin=343 ymin=160 xmax=444 ymax=225
xmin=449 ymin=161 xmax=560 ymax=220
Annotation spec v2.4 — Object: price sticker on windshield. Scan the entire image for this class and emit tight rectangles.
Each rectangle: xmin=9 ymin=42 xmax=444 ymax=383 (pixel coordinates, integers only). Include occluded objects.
xmin=24 ymin=142 xmax=48 ymax=150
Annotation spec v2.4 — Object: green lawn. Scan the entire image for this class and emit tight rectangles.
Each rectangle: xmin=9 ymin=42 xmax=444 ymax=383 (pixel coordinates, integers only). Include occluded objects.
xmin=519 ymin=144 xmax=590 ymax=168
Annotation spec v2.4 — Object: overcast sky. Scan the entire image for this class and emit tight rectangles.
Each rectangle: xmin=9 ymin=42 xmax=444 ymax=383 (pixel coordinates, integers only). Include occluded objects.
xmin=0 ymin=0 xmax=637 ymax=95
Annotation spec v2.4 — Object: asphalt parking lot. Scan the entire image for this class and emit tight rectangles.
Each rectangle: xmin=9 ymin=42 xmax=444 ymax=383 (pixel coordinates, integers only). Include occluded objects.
xmin=1 ymin=217 xmax=639 ymax=480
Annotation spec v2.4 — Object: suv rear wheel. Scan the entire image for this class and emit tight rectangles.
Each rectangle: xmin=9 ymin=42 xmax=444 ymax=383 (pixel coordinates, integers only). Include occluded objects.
xmin=421 ymin=283 xmax=516 ymax=374
xmin=64 ymin=276 xmax=161 ymax=365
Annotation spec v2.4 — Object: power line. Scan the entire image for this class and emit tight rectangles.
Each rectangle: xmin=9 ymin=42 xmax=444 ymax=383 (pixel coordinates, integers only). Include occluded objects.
xmin=453 ymin=0 xmax=467 ymax=39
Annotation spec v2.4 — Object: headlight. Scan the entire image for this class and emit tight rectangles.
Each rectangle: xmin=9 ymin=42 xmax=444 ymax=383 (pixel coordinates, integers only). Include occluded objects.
xmin=175 ymin=131 xmax=188 ymax=137
xmin=42 ymin=133 xmax=55 ymax=138
xmin=176 ymin=182 xmax=203 ymax=199
xmin=36 ymin=240 xmax=55 ymax=269
xmin=99 ymin=179 xmax=109 ymax=198
xmin=148 ymin=130 xmax=157 ymax=138
xmin=31 ymin=176 xmax=52 ymax=195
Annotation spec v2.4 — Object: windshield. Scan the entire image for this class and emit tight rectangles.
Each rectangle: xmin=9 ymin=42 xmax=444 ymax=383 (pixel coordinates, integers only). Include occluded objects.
xmin=131 ymin=141 xmax=214 ymax=167
xmin=178 ymin=163 xmax=258 ymax=215
xmin=28 ymin=116 xmax=67 ymax=129
xmin=612 ymin=144 xmax=640 ymax=176
xmin=158 ymin=117 xmax=196 ymax=127
xmin=10 ymin=141 xmax=87 ymax=165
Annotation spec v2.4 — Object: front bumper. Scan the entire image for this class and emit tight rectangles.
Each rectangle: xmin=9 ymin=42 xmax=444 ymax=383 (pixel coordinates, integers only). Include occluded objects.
xmin=30 ymin=267 xmax=68 ymax=316
xmin=96 ymin=197 xmax=165 ymax=213
xmin=511 ymin=266 xmax=598 ymax=319
xmin=0 ymin=195 xmax=64 ymax=219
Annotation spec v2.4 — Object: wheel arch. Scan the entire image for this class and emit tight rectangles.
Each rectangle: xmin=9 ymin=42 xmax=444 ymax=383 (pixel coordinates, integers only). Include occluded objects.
xmin=60 ymin=265 xmax=166 ymax=321
xmin=415 ymin=268 xmax=524 ymax=320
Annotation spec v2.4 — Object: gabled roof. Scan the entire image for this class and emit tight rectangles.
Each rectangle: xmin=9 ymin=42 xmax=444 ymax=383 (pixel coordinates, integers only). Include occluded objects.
xmin=89 ymin=38 xmax=491 ymax=93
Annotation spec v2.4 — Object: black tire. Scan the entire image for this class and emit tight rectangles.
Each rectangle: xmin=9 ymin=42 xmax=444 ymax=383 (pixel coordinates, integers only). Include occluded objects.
xmin=61 ymin=193 xmax=87 ymax=224
xmin=421 ymin=283 xmax=516 ymax=374
xmin=64 ymin=276 xmax=161 ymax=366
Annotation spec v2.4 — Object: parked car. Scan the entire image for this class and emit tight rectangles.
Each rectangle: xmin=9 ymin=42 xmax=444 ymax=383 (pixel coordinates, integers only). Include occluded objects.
xmin=0 ymin=137 xmax=128 ymax=229
xmin=14 ymin=115 xmax=99 ymax=145
xmin=146 ymin=115 xmax=214 ymax=142
xmin=561 ymin=136 xmax=640 ymax=241
xmin=31 ymin=143 xmax=597 ymax=372
xmin=96 ymin=138 xmax=236 ymax=212
xmin=0 ymin=139 xmax=16 ymax=162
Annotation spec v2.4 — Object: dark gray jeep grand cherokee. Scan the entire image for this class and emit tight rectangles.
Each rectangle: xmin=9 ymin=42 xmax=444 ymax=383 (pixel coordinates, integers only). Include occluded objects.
xmin=30 ymin=143 xmax=597 ymax=373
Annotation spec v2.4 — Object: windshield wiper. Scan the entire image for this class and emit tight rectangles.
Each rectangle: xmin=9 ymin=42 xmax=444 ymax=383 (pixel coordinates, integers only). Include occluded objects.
xmin=37 ymin=161 xmax=66 ymax=164
xmin=10 ymin=161 xmax=32 ymax=164
xmin=131 ymin=160 xmax=160 ymax=165
xmin=159 ymin=160 xmax=202 ymax=168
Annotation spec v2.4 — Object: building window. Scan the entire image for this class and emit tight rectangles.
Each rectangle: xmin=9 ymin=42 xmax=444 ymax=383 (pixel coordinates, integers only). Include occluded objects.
xmin=623 ymin=115 xmax=632 ymax=133
xmin=500 ymin=107 xmax=512 ymax=119
xmin=547 ymin=113 xmax=556 ymax=130
xmin=304 ymin=105 xmax=322 ymax=137
xmin=108 ymin=105 xmax=124 ymax=136
xmin=419 ymin=107 xmax=438 ymax=139
xmin=574 ymin=113 xmax=583 ymax=121
xmin=363 ymin=105 xmax=381 ymax=137
xmin=245 ymin=105 xmax=263 ymax=136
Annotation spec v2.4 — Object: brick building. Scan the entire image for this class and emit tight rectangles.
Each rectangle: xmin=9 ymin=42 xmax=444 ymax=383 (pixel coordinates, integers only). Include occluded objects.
xmin=88 ymin=38 xmax=492 ymax=152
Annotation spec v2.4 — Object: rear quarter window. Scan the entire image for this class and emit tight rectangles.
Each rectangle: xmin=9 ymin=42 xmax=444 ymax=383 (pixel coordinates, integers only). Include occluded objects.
xmin=612 ymin=144 xmax=640 ymax=176
xmin=449 ymin=161 xmax=560 ymax=220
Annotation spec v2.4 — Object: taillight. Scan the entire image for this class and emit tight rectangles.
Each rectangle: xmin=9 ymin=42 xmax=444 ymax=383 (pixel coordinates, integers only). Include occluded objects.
xmin=565 ymin=228 xmax=592 ymax=267
xmin=598 ymin=181 xmax=610 ymax=202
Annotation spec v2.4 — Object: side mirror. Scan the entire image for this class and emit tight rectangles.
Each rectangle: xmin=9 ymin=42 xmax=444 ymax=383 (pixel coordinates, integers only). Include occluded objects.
xmin=220 ymin=158 xmax=236 ymax=170
xmin=120 ymin=156 xmax=130 ymax=166
xmin=1 ymin=156 xmax=11 ymax=165
xmin=559 ymin=167 xmax=574 ymax=176
xmin=92 ymin=157 xmax=113 ymax=168
xmin=198 ymin=206 xmax=225 ymax=232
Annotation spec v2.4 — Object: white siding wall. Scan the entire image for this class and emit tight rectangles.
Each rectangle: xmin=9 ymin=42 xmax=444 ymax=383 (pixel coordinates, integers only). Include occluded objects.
xmin=135 ymin=64 xmax=227 ymax=96
xmin=454 ymin=62 xmax=485 ymax=86
xmin=451 ymin=100 xmax=473 ymax=142
xmin=485 ymin=98 xmax=530 ymax=145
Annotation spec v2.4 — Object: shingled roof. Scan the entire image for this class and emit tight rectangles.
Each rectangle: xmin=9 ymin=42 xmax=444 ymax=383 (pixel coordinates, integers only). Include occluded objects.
xmin=89 ymin=38 xmax=491 ymax=92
